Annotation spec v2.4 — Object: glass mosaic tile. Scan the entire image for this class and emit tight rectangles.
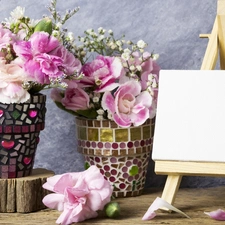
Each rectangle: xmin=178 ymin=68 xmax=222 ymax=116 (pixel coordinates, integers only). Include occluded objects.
xmin=100 ymin=129 xmax=113 ymax=142
xmin=12 ymin=110 xmax=21 ymax=120
xmin=8 ymin=104 xmax=13 ymax=111
xmin=15 ymin=105 xmax=22 ymax=111
xmin=0 ymin=150 xmax=7 ymax=156
xmin=88 ymin=128 xmax=98 ymax=141
xmin=130 ymin=127 xmax=142 ymax=140
xmin=115 ymin=129 xmax=128 ymax=142
xmin=1 ymin=156 xmax=8 ymax=164
xmin=15 ymin=121 xmax=23 ymax=125
xmin=5 ymin=112 xmax=11 ymax=119
xmin=5 ymin=120 xmax=13 ymax=125
xmin=3 ymin=135 xmax=12 ymax=140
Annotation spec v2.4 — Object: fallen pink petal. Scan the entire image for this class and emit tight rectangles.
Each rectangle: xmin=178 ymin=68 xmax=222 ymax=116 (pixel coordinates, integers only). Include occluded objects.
xmin=205 ymin=209 xmax=225 ymax=221
xmin=142 ymin=197 xmax=190 ymax=221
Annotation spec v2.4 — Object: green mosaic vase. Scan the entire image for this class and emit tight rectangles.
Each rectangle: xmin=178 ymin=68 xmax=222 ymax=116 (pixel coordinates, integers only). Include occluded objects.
xmin=0 ymin=93 xmax=46 ymax=178
xmin=75 ymin=117 xmax=155 ymax=197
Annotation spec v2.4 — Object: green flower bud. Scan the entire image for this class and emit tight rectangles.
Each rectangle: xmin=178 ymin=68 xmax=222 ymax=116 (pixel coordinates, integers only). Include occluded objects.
xmin=105 ymin=202 xmax=121 ymax=218
xmin=34 ymin=17 xmax=52 ymax=35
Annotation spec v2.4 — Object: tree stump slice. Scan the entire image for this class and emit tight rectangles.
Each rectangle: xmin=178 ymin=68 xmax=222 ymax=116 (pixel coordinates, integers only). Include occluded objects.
xmin=0 ymin=168 xmax=54 ymax=213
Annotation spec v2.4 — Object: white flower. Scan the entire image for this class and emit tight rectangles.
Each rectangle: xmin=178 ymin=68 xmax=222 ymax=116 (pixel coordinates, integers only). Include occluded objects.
xmin=121 ymin=52 xmax=130 ymax=60
xmin=98 ymin=27 xmax=103 ymax=32
xmin=136 ymin=65 xmax=142 ymax=71
xmin=97 ymin=109 xmax=104 ymax=115
xmin=90 ymin=31 xmax=97 ymax=37
xmin=56 ymin=22 xmax=62 ymax=29
xmin=129 ymin=65 xmax=136 ymax=71
xmin=152 ymin=53 xmax=159 ymax=60
xmin=67 ymin=32 xmax=74 ymax=41
xmin=148 ymin=74 xmax=153 ymax=81
xmin=108 ymin=29 xmax=113 ymax=34
xmin=116 ymin=40 xmax=122 ymax=46
xmin=86 ymin=29 xmax=93 ymax=34
xmin=137 ymin=40 xmax=147 ymax=48
xmin=110 ymin=43 xmax=117 ymax=49
xmin=10 ymin=6 xmax=25 ymax=20
xmin=152 ymin=80 xmax=157 ymax=88
xmin=98 ymin=27 xmax=105 ymax=33
xmin=124 ymin=48 xmax=131 ymax=54
xmin=97 ymin=35 xmax=105 ymax=42
xmin=93 ymin=96 xmax=99 ymax=103
xmin=97 ymin=115 xmax=103 ymax=120
xmin=107 ymin=112 xmax=113 ymax=120
xmin=52 ymin=30 xmax=60 ymax=38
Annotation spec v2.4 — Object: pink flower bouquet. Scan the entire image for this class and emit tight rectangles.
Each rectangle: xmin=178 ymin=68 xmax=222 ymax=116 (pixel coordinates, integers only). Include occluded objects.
xmin=0 ymin=2 xmax=81 ymax=104
xmin=51 ymin=28 xmax=160 ymax=127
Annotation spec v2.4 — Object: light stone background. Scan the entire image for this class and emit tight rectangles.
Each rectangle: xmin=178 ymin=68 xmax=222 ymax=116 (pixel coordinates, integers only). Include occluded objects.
xmin=1 ymin=0 xmax=224 ymax=188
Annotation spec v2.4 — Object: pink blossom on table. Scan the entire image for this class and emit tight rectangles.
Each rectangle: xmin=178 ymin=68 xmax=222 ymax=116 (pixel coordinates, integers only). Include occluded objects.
xmin=60 ymin=80 xmax=90 ymax=111
xmin=0 ymin=58 xmax=30 ymax=103
xmin=81 ymin=55 xmax=123 ymax=92
xmin=142 ymin=197 xmax=190 ymax=221
xmin=50 ymin=45 xmax=82 ymax=75
xmin=42 ymin=165 xmax=113 ymax=225
xmin=102 ymin=80 xmax=153 ymax=127
xmin=205 ymin=209 xmax=225 ymax=221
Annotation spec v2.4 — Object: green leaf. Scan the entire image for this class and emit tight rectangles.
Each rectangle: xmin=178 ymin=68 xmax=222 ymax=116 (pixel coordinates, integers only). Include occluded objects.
xmin=54 ymin=101 xmax=98 ymax=119
xmin=76 ymin=109 xmax=98 ymax=119
xmin=34 ymin=17 xmax=53 ymax=35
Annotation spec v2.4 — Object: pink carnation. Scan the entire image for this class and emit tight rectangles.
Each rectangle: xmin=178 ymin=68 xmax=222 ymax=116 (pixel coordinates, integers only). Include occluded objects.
xmin=13 ymin=31 xmax=77 ymax=84
xmin=58 ymin=80 xmax=90 ymax=111
xmin=50 ymin=45 xmax=82 ymax=75
xmin=0 ymin=58 xmax=30 ymax=103
xmin=42 ymin=166 xmax=113 ymax=224
xmin=81 ymin=55 xmax=123 ymax=92
xmin=102 ymin=80 xmax=153 ymax=127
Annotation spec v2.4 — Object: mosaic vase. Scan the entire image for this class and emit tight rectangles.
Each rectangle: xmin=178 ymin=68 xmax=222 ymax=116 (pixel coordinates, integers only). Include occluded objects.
xmin=75 ymin=117 xmax=155 ymax=197
xmin=0 ymin=93 xmax=46 ymax=178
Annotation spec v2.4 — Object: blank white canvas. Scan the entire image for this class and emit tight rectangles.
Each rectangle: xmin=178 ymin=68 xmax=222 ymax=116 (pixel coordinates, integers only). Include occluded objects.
xmin=152 ymin=70 xmax=225 ymax=163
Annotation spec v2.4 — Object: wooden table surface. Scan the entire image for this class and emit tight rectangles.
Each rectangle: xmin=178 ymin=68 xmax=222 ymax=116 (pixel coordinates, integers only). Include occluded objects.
xmin=1 ymin=186 xmax=225 ymax=225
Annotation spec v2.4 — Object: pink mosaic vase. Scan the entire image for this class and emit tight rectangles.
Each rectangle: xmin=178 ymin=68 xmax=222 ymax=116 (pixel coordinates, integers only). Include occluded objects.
xmin=0 ymin=94 xmax=46 ymax=178
xmin=75 ymin=117 xmax=155 ymax=197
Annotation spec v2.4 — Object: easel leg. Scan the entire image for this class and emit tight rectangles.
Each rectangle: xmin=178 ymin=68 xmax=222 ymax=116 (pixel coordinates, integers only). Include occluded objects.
xmin=160 ymin=175 xmax=182 ymax=210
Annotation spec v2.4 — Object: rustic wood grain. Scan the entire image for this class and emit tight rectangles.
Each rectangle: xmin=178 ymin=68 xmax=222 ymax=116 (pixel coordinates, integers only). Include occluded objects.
xmin=1 ymin=186 xmax=225 ymax=224
xmin=0 ymin=168 xmax=54 ymax=213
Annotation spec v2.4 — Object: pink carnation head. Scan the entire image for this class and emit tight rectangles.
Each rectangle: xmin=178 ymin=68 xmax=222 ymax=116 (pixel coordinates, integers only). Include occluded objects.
xmin=102 ymin=79 xmax=153 ymax=127
xmin=81 ymin=55 xmax=123 ymax=92
xmin=42 ymin=165 xmax=113 ymax=224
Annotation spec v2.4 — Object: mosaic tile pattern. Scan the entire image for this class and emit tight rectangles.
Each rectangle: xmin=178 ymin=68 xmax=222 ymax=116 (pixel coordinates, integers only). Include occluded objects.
xmin=0 ymin=94 xmax=46 ymax=178
xmin=75 ymin=117 xmax=155 ymax=197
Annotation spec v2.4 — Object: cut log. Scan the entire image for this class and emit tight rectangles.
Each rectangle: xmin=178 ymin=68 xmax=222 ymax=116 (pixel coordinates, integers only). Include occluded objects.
xmin=0 ymin=168 xmax=54 ymax=213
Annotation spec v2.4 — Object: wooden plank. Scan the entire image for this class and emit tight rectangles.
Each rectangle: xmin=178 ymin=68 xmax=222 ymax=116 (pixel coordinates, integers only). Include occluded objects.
xmin=161 ymin=175 xmax=182 ymax=206
xmin=200 ymin=17 xmax=218 ymax=70
xmin=0 ymin=168 xmax=54 ymax=213
xmin=155 ymin=161 xmax=225 ymax=176
xmin=1 ymin=187 xmax=225 ymax=224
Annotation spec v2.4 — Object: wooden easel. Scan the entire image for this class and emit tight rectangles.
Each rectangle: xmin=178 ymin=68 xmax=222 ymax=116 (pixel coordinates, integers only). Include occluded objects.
xmin=154 ymin=0 xmax=225 ymax=206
